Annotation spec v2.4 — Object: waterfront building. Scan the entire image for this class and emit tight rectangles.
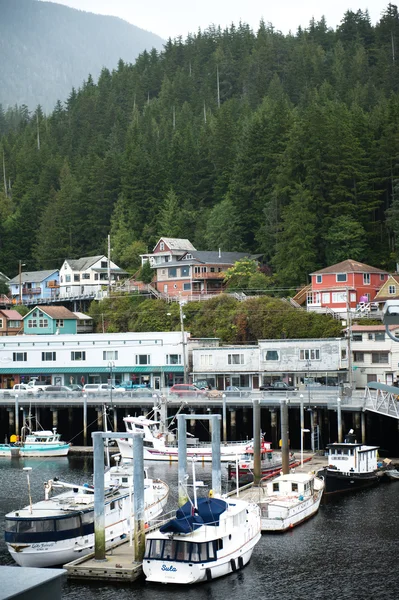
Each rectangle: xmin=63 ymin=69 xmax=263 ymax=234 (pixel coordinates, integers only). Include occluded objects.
xmin=0 ymin=331 xmax=188 ymax=389
xmin=351 ymin=324 xmax=399 ymax=387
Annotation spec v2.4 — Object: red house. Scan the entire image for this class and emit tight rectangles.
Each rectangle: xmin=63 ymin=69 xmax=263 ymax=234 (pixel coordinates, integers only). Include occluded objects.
xmin=307 ymin=259 xmax=388 ymax=316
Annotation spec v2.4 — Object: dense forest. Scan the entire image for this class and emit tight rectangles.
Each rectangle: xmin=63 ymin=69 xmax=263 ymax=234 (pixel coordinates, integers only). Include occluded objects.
xmin=0 ymin=0 xmax=164 ymax=111
xmin=2 ymin=4 xmax=399 ymax=289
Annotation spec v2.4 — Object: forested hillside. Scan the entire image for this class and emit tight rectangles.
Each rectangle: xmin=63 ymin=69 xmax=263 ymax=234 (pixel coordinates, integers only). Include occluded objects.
xmin=0 ymin=0 xmax=164 ymax=111
xmin=2 ymin=4 xmax=399 ymax=287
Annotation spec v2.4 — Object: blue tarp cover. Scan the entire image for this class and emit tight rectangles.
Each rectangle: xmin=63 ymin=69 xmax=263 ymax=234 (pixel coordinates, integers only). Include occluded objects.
xmin=177 ymin=498 xmax=227 ymax=525
xmin=159 ymin=515 xmax=204 ymax=534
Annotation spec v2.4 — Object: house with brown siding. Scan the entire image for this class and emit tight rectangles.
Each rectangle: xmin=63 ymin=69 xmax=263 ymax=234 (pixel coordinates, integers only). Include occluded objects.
xmin=0 ymin=309 xmax=23 ymax=336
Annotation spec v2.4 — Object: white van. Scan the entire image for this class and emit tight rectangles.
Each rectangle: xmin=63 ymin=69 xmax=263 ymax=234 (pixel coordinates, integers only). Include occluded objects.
xmin=83 ymin=383 xmax=125 ymax=395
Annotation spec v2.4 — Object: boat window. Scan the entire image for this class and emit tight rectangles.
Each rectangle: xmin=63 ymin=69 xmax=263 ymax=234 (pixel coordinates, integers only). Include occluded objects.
xmin=80 ymin=512 xmax=92 ymax=525
xmin=175 ymin=541 xmax=191 ymax=561
xmin=13 ymin=519 xmax=55 ymax=533
xmin=208 ymin=542 xmax=216 ymax=559
xmin=215 ymin=538 xmax=223 ymax=551
xmin=190 ymin=543 xmax=202 ymax=562
xmin=143 ymin=441 xmax=154 ymax=448
xmin=273 ymin=483 xmax=279 ymax=492
xmin=56 ymin=516 xmax=81 ymax=531
xmin=163 ymin=539 xmax=177 ymax=560
xmin=292 ymin=483 xmax=298 ymax=492
xmin=5 ymin=520 xmax=18 ymax=532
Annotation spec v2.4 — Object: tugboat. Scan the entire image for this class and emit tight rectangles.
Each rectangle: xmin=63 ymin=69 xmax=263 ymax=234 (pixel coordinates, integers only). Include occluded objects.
xmin=318 ymin=430 xmax=380 ymax=497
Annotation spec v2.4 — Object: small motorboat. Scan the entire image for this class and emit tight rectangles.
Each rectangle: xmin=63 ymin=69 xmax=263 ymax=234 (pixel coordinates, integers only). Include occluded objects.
xmin=0 ymin=424 xmax=69 ymax=458
xmin=227 ymin=440 xmax=297 ymax=482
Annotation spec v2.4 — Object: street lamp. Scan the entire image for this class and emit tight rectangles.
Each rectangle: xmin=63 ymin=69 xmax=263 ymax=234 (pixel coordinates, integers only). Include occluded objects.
xmin=305 ymin=359 xmax=311 ymax=406
xmin=108 ymin=360 xmax=115 ymax=406
xmin=178 ymin=297 xmax=188 ymax=384
xmin=222 ymin=393 xmax=227 ymax=444
xmin=301 ymin=428 xmax=310 ymax=468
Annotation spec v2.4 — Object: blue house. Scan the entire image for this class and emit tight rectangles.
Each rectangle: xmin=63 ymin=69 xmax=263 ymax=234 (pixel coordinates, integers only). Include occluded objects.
xmin=8 ymin=269 xmax=59 ymax=304
xmin=22 ymin=306 xmax=78 ymax=335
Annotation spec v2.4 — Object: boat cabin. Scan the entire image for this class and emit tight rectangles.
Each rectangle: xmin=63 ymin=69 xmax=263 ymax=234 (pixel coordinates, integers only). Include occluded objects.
xmin=265 ymin=473 xmax=314 ymax=498
xmin=326 ymin=432 xmax=379 ymax=474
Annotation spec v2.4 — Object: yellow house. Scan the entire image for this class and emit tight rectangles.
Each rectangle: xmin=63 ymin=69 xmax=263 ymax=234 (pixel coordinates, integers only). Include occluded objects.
xmin=373 ymin=274 xmax=399 ymax=302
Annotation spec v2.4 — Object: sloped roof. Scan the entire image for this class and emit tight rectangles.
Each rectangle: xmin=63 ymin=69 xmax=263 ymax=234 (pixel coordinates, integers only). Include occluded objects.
xmin=351 ymin=324 xmax=399 ymax=331
xmin=155 ymin=238 xmax=196 ymax=251
xmin=23 ymin=306 xmax=77 ymax=320
xmin=8 ymin=269 xmax=58 ymax=284
xmin=186 ymin=251 xmax=261 ymax=265
xmin=0 ymin=310 xmax=23 ymax=320
xmin=311 ymin=260 xmax=388 ymax=276
xmin=0 ymin=271 xmax=9 ymax=282
xmin=64 ymin=256 xmax=104 ymax=271
xmin=374 ymin=274 xmax=399 ymax=300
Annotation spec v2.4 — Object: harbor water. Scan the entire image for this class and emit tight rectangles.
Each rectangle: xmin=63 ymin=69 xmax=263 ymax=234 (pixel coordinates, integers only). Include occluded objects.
xmin=0 ymin=455 xmax=398 ymax=599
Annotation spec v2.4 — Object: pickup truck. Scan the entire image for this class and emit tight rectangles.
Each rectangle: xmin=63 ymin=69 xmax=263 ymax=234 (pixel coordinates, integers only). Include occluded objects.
xmin=259 ymin=381 xmax=298 ymax=391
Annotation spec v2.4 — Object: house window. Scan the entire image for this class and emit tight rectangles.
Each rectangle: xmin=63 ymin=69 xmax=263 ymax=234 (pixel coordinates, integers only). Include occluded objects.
xmin=389 ymin=285 xmax=396 ymax=295
xmin=160 ymin=242 xmax=165 ymax=251
xmin=201 ymin=267 xmax=207 ymax=273
xmin=166 ymin=354 xmax=181 ymax=365
xmin=94 ymin=274 xmax=99 ymax=280
xmin=27 ymin=319 xmax=36 ymax=328
xmin=65 ymin=275 xmax=71 ymax=282
xmin=352 ymin=333 xmax=363 ymax=342
xmin=39 ymin=319 xmax=48 ymax=328
xmin=322 ymin=292 xmax=330 ymax=303
xmin=375 ymin=332 xmax=385 ymax=341
xmin=103 ymin=350 xmax=118 ymax=360
xmin=82 ymin=273 xmax=90 ymax=279
xmin=210 ymin=267 xmax=215 ymax=273
xmin=332 ymin=292 xmax=347 ymax=303
xmin=371 ymin=352 xmax=389 ymax=364
xmin=368 ymin=333 xmax=374 ymax=340
xmin=353 ymin=352 xmax=364 ymax=362
xmin=0 ymin=318 xmax=3 ymax=328
xmin=9 ymin=320 xmax=20 ymax=328
xmin=42 ymin=352 xmax=56 ymax=361
xmin=71 ymin=351 xmax=86 ymax=361
xmin=162 ymin=270 xmax=166 ymax=275
xmin=300 ymin=349 xmax=320 ymax=360
xmin=228 ymin=353 xmax=244 ymax=365
xmin=101 ymin=261 xmax=108 ymax=268
xmin=60 ymin=276 xmax=63 ymax=283
xmin=183 ymin=283 xmax=191 ymax=291
xmin=341 ymin=349 xmax=347 ymax=360
xmin=264 ymin=350 xmax=279 ymax=361
xmin=363 ymin=273 xmax=370 ymax=284
xmin=74 ymin=274 xmax=80 ymax=282
xmin=380 ymin=274 xmax=386 ymax=280
xmin=164 ymin=256 xmax=169 ymax=263
xmin=181 ymin=266 xmax=189 ymax=277
xmin=185 ymin=254 xmax=192 ymax=259
xmin=200 ymin=354 xmax=213 ymax=366
xmin=168 ymin=268 xmax=177 ymax=278
xmin=194 ymin=267 xmax=200 ymax=274
xmin=336 ymin=273 xmax=347 ymax=282
xmin=56 ymin=319 xmax=64 ymax=328
xmin=273 ymin=483 xmax=279 ymax=492
xmin=316 ymin=275 xmax=322 ymax=283
xmin=13 ymin=352 xmax=27 ymax=361
xmin=136 ymin=354 xmax=150 ymax=365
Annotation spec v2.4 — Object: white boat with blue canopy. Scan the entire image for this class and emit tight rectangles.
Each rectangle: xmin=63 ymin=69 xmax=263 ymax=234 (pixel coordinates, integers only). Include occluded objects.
xmin=143 ymin=495 xmax=261 ymax=584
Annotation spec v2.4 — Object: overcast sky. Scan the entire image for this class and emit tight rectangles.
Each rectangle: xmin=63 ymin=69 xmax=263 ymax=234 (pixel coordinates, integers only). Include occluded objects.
xmin=41 ymin=1 xmax=389 ymax=40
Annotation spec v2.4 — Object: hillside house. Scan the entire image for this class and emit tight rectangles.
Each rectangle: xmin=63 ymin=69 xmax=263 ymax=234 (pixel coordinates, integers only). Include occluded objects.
xmin=59 ymin=256 xmax=126 ymax=298
xmin=0 ymin=309 xmax=23 ymax=336
xmin=306 ymin=259 xmax=388 ymax=317
xmin=22 ymin=306 xmax=78 ymax=335
xmin=8 ymin=269 xmax=59 ymax=304
xmin=351 ymin=324 xmax=399 ymax=387
xmin=141 ymin=237 xmax=260 ymax=298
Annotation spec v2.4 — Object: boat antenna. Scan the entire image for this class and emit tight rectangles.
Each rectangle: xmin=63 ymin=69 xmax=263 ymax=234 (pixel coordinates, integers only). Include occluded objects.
xmin=23 ymin=467 xmax=33 ymax=514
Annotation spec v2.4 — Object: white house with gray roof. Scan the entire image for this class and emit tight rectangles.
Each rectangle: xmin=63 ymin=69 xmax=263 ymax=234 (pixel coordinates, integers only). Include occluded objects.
xmin=59 ymin=256 xmax=126 ymax=298
xmin=141 ymin=237 xmax=260 ymax=298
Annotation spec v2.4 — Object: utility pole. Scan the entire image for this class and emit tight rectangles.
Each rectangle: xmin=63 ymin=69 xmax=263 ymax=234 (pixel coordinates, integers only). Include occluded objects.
xmin=107 ymin=234 xmax=111 ymax=298
xmin=18 ymin=260 xmax=25 ymax=305
xmin=346 ymin=287 xmax=353 ymax=389
xmin=179 ymin=296 xmax=188 ymax=383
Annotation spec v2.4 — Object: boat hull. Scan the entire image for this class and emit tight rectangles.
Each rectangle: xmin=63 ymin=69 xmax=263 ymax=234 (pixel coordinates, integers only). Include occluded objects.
xmin=117 ymin=439 xmax=250 ymax=462
xmin=261 ymin=491 xmax=323 ymax=532
xmin=144 ymin=532 xmax=261 ymax=584
xmin=0 ymin=444 xmax=70 ymax=457
xmin=319 ymin=468 xmax=379 ymax=496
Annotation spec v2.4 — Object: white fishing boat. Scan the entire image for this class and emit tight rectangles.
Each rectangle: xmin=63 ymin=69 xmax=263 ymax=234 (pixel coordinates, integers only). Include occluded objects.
xmin=117 ymin=415 xmax=253 ymax=462
xmin=232 ymin=472 xmax=324 ymax=532
xmin=5 ymin=461 xmax=169 ymax=567
xmin=143 ymin=494 xmax=261 ymax=584
xmin=227 ymin=440 xmax=298 ymax=482
xmin=0 ymin=427 xmax=69 ymax=458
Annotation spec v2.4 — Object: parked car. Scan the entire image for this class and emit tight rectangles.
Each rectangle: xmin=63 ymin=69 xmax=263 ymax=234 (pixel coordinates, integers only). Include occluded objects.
xmin=116 ymin=381 xmax=149 ymax=390
xmin=169 ymin=384 xmax=207 ymax=398
xmin=206 ymin=386 xmax=249 ymax=398
xmin=126 ymin=387 xmax=158 ymax=398
xmin=193 ymin=379 xmax=214 ymax=390
xmin=12 ymin=381 xmax=48 ymax=395
xmin=69 ymin=384 xmax=83 ymax=392
xmin=82 ymin=383 xmax=125 ymax=395
xmin=259 ymin=381 xmax=298 ymax=391
xmin=42 ymin=385 xmax=77 ymax=397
